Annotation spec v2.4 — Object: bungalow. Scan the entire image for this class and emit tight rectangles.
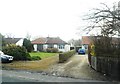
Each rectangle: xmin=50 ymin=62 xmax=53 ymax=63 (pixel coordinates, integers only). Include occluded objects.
xmin=31 ymin=37 xmax=70 ymax=52
xmin=3 ymin=38 xmax=23 ymax=46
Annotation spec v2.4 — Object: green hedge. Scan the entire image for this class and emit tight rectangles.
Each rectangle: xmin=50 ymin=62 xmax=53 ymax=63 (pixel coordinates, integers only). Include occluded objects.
xmin=46 ymin=48 xmax=58 ymax=53
xmin=59 ymin=50 xmax=76 ymax=63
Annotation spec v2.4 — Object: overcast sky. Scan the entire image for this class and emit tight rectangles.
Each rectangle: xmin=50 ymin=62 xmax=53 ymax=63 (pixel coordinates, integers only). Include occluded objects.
xmin=0 ymin=0 xmax=120 ymax=41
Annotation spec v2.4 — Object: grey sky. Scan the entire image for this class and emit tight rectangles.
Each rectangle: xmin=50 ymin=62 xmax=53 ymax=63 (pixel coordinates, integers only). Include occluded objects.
xmin=0 ymin=0 xmax=120 ymax=41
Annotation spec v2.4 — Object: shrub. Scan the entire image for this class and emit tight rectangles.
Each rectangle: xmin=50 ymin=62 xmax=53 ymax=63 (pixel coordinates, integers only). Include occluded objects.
xmin=46 ymin=48 xmax=58 ymax=53
xmin=59 ymin=50 xmax=76 ymax=63
xmin=51 ymin=48 xmax=58 ymax=53
xmin=91 ymin=36 xmax=120 ymax=58
xmin=2 ymin=44 xmax=31 ymax=61
xmin=31 ymin=56 xmax=41 ymax=61
xmin=46 ymin=48 xmax=52 ymax=53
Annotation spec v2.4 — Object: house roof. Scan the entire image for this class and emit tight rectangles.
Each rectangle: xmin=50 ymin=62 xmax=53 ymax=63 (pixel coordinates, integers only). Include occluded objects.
xmin=31 ymin=37 xmax=67 ymax=44
xmin=82 ymin=36 xmax=92 ymax=45
xmin=31 ymin=37 xmax=47 ymax=44
xmin=4 ymin=38 xmax=22 ymax=44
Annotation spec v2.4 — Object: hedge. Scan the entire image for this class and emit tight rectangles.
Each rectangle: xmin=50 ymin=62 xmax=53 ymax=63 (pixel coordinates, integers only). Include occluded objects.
xmin=46 ymin=48 xmax=58 ymax=53
xmin=59 ymin=50 xmax=76 ymax=63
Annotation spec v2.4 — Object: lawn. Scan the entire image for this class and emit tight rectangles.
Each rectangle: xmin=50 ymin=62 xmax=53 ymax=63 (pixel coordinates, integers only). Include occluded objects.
xmin=29 ymin=52 xmax=58 ymax=59
xmin=2 ymin=52 xmax=59 ymax=71
xmin=2 ymin=56 xmax=59 ymax=71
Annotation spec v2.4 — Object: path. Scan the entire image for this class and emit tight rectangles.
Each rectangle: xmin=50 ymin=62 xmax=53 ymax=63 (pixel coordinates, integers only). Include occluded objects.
xmin=47 ymin=54 xmax=111 ymax=81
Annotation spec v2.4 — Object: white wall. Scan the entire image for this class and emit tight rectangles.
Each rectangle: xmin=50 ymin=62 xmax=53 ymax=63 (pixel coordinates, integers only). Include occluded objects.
xmin=43 ymin=44 xmax=47 ymax=51
xmin=54 ymin=44 xmax=57 ymax=48
xmin=16 ymin=39 xmax=23 ymax=46
xmin=58 ymin=44 xmax=70 ymax=52
xmin=33 ymin=44 xmax=70 ymax=52
xmin=33 ymin=44 xmax=37 ymax=51
xmin=65 ymin=44 xmax=70 ymax=52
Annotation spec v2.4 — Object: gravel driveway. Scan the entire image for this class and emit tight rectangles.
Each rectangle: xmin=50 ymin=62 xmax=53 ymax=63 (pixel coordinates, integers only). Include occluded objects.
xmin=46 ymin=54 xmax=112 ymax=81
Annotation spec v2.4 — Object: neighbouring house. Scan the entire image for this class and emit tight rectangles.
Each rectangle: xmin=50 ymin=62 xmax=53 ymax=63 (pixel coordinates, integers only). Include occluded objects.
xmin=31 ymin=37 xmax=70 ymax=52
xmin=3 ymin=38 xmax=23 ymax=46
xmin=82 ymin=36 xmax=93 ymax=50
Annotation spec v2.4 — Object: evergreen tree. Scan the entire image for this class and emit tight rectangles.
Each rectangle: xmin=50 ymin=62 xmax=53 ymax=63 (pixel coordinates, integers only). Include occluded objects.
xmin=23 ymin=38 xmax=33 ymax=52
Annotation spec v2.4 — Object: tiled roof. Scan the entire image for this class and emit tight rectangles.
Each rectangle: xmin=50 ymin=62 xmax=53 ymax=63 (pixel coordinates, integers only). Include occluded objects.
xmin=4 ymin=38 xmax=22 ymax=44
xmin=31 ymin=37 xmax=67 ymax=44
xmin=31 ymin=37 xmax=47 ymax=44
xmin=82 ymin=36 xmax=92 ymax=45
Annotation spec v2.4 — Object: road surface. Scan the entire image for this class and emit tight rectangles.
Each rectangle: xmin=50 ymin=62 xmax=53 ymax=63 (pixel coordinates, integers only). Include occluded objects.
xmin=2 ymin=70 xmax=105 ymax=82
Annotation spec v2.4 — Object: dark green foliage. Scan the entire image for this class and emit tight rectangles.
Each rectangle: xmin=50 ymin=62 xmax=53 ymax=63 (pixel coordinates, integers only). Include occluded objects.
xmin=31 ymin=56 xmax=41 ymax=60
xmin=23 ymin=38 xmax=33 ymax=52
xmin=46 ymin=48 xmax=58 ymax=53
xmin=2 ymin=44 xmax=31 ymax=61
xmin=59 ymin=50 xmax=76 ymax=63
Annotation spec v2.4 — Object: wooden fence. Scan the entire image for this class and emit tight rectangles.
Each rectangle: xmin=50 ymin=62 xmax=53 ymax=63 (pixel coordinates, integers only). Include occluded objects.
xmin=90 ymin=56 xmax=120 ymax=80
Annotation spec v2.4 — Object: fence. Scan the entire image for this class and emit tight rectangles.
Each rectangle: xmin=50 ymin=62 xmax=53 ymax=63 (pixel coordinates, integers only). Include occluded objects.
xmin=90 ymin=56 xmax=120 ymax=80
xmin=96 ymin=57 xmax=120 ymax=80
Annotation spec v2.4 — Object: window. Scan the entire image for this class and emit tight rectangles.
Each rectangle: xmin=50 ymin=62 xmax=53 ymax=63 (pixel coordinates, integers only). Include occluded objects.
xmin=48 ymin=44 xmax=54 ymax=48
xmin=58 ymin=45 xmax=64 ymax=49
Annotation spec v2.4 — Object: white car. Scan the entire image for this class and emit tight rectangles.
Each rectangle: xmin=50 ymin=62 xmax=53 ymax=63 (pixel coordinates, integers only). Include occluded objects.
xmin=0 ymin=51 xmax=14 ymax=63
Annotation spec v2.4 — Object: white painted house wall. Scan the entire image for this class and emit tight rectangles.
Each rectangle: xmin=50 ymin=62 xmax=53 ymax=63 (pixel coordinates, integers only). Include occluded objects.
xmin=65 ymin=44 xmax=70 ymax=52
xmin=33 ymin=44 xmax=70 ymax=52
xmin=33 ymin=44 xmax=37 ymax=51
xmin=54 ymin=44 xmax=57 ymax=48
xmin=43 ymin=44 xmax=47 ymax=51
xmin=16 ymin=39 xmax=23 ymax=46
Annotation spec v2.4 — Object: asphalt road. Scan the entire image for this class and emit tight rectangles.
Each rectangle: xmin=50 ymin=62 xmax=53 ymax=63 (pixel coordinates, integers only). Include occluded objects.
xmin=2 ymin=70 xmax=105 ymax=82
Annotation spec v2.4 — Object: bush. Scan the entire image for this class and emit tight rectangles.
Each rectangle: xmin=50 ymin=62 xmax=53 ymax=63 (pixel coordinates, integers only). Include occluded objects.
xmin=31 ymin=56 xmax=41 ymax=61
xmin=59 ymin=50 xmax=76 ymax=63
xmin=46 ymin=48 xmax=58 ymax=53
xmin=51 ymin=48 xmax=58 ymax=53
xmin=2 ymin=44 xmax=31 ymax=61
xmin=91 ymin=36 xmax=120 ymax=58
xmin=46 ymin=48 xmax=52 ymax=53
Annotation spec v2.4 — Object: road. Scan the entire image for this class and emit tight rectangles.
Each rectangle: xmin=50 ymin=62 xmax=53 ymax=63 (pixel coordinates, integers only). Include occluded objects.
xmin=2 ymin=70 xmax=105 ymax=82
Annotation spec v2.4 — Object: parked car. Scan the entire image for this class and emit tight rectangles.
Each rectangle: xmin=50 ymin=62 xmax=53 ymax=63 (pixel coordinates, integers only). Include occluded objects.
xmin=0 ymin=51 xmax=13 ymax=63
xmin=78 ymin=48 xmax=85 ymax=54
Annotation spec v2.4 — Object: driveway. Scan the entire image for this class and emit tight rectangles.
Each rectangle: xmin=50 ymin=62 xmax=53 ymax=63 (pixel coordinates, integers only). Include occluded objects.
xmin=46 ymin=54 xmax=112 ymax=81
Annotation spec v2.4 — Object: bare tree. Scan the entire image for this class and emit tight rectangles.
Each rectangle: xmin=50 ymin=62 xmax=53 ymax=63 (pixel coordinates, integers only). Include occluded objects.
xmin=68 ymin=39 xmax=82 ymax=47
xmin=83 ymin=2 xmax=120 ymax=37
